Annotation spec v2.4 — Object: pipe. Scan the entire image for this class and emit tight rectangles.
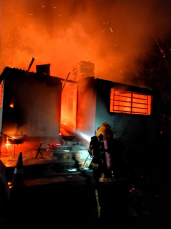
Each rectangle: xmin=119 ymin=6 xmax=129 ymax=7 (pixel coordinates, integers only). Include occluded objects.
xmin=27 ymin=57 xmax=35 ymax=72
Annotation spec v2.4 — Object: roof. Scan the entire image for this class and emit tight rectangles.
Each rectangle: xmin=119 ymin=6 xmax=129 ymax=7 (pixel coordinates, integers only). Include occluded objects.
xmin=0 ymin=67 xmax=62 ymax=85
xmin=80 ymin=77 xmax=154 ymax=95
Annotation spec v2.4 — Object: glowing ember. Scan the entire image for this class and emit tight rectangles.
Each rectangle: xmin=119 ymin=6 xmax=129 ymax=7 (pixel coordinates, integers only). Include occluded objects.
xmin=8 ymin=182 xmax=13 ymax=189
xmin=10 ymin=103 xmax=14 ymax=108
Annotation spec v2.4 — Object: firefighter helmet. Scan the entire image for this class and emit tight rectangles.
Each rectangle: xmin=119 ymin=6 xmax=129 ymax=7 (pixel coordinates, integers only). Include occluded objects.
xmin=96 ymin=122 xmax=113 ymax=140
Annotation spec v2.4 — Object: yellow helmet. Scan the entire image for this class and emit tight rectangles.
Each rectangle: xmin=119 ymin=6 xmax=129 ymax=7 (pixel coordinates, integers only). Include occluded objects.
xmin=96 ymin=122 xmax=113 ymax=140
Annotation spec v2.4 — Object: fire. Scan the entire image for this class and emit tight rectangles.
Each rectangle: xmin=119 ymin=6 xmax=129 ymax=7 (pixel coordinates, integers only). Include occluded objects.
xmin=61 ymin=83 xmax=77 ymax=131
xmin=8 ymin=182 xmax=13 ymax=189
xmin=6 ymin=139 xmax=11 ymax=150
xmin=1 ymin=1 xmax=171 ymax=84
xmin=10 ymin=103 xmax=14 ymax=108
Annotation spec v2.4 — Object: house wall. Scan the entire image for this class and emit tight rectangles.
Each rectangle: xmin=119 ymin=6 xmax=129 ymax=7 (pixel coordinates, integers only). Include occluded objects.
xmin=95 ymin=79 xmax=160 ymax=159
xmin=76 ymin=77 xmax=96 ymax=138
xmin=0 ymin=68 xmax=62 ymax=156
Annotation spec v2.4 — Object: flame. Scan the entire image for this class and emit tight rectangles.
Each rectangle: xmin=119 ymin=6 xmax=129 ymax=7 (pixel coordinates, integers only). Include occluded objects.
xmin=10 ymin=103 xmax=14 ymax=108
xmin=61 ymin=83 xmax=77 ymax=131
xmin=8 ymin=182 xmax=13 ymax=189
xmin=6 ymin=139 xmax=11 ymax=150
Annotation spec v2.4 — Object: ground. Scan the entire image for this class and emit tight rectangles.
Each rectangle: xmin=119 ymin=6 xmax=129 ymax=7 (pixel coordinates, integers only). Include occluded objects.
xmin=0 ymin=148 xmax=171 ymax=229
xmin=1 ymin=166 xmax=170 ymax=229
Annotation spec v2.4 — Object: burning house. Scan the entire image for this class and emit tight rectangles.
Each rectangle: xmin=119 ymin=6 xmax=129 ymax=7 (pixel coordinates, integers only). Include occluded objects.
xmin=0 ymin=67 xmax=62 ymax=156
xmin=0 ymin=61 xmax=160 ymax=162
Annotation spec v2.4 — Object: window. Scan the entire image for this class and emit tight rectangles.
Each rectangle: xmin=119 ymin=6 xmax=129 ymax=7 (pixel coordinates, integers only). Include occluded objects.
xmin=110 ymin=88 xmax=152 ymax=115
xmin=0 ymin=81 xmax=3 ymax=108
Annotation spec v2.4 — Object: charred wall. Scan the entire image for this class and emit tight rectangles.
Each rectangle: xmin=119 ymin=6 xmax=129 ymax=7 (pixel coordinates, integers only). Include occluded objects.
xmin=0 ymin=67 xmax=62 ymax=155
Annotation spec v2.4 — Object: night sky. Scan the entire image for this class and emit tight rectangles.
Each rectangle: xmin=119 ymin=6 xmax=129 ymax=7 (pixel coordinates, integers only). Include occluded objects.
xmin=1 ymin=0 xmax=171 ymax=83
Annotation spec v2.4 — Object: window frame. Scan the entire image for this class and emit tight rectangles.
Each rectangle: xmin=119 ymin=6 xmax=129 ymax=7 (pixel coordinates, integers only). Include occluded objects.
xmin=110 ymin=88 xmax=152 ymax=115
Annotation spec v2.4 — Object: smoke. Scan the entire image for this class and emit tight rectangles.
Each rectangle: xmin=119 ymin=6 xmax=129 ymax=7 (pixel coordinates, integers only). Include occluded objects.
xmin=1 ymin=0 xmax=171 ymax=83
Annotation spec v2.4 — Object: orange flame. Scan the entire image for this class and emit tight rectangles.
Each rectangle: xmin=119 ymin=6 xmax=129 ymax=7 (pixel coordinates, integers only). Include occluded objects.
xmin=6 ymin=139 xmax=11 ymax=151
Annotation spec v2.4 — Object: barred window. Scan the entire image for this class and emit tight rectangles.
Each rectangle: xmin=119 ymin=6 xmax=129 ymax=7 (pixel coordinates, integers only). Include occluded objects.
xmin=0 ymin=81 xmax=3 ymax=108
xmin=110 ymin=88 xmax=152 ymax=115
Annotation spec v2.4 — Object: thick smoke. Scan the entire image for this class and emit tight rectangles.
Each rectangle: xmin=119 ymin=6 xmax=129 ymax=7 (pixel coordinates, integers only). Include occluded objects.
xmin=1 ymin=0 xmax=171 ymax=83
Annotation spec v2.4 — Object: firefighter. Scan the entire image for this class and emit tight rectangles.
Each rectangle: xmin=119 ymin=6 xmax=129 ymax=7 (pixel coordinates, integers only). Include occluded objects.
xmin=88 ymin=122 xmax=127 ymax=228
xmin=89 ymin=122 xmax=126 ymax=181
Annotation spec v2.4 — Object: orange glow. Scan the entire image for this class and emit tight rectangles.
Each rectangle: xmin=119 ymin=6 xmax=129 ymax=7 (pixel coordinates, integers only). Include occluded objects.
xmin=6 ymin=140 xmax=11 ymax=146
xmin=8 ymin=182 xmax=13 ymax=189
xmin=6 ymin=139 xmax=11 ymax=151
xmin=110 ymin=88 xmax=152 ymax=115
xmin=10 ymin=103 xmax=14 ymax=108
xmin=1 ymin=1 xmax=171 ymax=84
xmin=61 ymin=83 xmax=77 ymax=131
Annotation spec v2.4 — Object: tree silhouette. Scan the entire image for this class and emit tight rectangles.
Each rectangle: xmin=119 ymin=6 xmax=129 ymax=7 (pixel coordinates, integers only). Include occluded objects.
xmin=142 ymin=35 xmax=171 ymax=115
